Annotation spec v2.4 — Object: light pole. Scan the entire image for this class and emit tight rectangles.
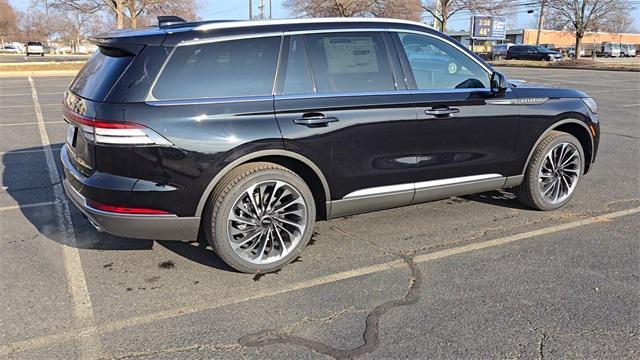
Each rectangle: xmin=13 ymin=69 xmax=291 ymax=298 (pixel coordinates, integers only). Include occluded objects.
xmin=249 ymin=0 xmax=252 ymax=20
xmin=536 ymin=0 xmax=546 ymax=46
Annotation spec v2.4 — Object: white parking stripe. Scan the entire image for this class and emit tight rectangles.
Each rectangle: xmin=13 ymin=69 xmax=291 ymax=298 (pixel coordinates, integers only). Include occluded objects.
xmin=620 ymin=103 xmax=640 ymax=107
xmin=0 ymin=103 xmax=60 ymax=109
xmin=0 ymin=147 xmax=61 ymax=155
xmin=28 ymin=76 xmax=102 ymax=359
xmin=1 ymin=205 xmax=638 ymax=357
xmin=0 ymin=92 xmax=62 ymax=97
xmin=0 ymin=201 xmax=58 ymax=212
xmin=0 ymin=121 xmax=65 ymax=127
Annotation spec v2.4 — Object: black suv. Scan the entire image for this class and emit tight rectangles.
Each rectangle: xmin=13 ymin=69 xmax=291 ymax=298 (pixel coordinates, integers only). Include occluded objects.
xmin=62 ymin=18 xmax=599 ymax=273
xmin=506 ymin=45 xmax=562 ymax=61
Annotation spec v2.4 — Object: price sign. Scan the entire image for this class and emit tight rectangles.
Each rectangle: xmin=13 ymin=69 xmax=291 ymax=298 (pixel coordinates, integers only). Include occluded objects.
xmin=471 ymin=16 xmax=506 ymax=40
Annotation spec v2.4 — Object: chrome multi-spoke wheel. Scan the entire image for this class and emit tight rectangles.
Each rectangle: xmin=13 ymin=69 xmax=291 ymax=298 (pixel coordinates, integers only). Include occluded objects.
xmin=537 ymin=142 xmax=581 ymax=205
xmin=515 ymin=131 xmax=584 ymax=211
xmin=227 ymin=180 xmax=308 ymax=265
xmin=205 ymin=162 xmax=316 ymax=273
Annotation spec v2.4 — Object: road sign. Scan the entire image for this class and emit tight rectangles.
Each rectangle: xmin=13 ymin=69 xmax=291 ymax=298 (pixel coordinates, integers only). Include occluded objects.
xmin=470 ymin=16 xmax=507 ymax=40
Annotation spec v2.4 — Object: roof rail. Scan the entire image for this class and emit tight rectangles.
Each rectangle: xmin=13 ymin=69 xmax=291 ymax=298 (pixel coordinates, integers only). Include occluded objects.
xmin=158 ymin=16 xmax=186 ymax=28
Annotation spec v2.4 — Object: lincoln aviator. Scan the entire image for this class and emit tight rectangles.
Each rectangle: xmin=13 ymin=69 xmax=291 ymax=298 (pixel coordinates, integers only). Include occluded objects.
xmin=61 ymin=17 xmax=600 ymax=273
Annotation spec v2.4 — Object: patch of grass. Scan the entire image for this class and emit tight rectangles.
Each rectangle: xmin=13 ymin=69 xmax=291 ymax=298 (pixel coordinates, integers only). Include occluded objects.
xmin=0 ymin=61 xmax=85 ymax=73
xmin=489 ymin=59 xmax=640 ymax=72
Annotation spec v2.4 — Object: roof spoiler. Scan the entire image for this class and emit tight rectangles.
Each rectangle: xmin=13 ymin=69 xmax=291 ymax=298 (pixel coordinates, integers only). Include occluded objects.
xmin=158 ymin=16 xmax=186 ymax=28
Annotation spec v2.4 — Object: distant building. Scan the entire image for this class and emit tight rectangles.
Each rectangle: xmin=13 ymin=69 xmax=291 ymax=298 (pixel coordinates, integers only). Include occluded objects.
xmin=447 ymin=28 xmax=640 ymax=51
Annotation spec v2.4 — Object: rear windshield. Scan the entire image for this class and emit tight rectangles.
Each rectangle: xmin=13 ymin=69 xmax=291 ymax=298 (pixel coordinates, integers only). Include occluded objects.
xmin=27 ymin=42 xmax=42 ymax=46
xmin=69 ymin=50 xmax=133 ymax=101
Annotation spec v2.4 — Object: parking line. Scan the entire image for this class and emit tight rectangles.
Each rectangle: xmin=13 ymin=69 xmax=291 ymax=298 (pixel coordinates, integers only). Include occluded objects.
xmin=0 ymin=201 xmax=58 ymax=212
xmin=1 ymin=205 xmax=638 ymax=357
xmin=0 ymin=92 xmax=62 ymax=97
xmin=28 ymin=76 xmax=102 ymax=359
xmin=0 ymin=147 xmax=62 ymax=155
xmin=0 ymin=103 xmax=60 ymax=109
xmin=0 ymin=121 xmax=65 ymax=127
xmin=620 ymin=104 xmax=640 ymax=107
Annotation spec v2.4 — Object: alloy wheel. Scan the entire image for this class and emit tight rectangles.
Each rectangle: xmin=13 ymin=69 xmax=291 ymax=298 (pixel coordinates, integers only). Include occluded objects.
xmin=227 ymin=180 xmax=308 ymax=265
xmin=537 ymin=142 xmax=581 ymax=205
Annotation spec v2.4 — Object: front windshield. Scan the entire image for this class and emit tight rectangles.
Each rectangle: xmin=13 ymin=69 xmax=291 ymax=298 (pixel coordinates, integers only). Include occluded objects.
xmin=537 ymin=46 xmax=550 ymax=52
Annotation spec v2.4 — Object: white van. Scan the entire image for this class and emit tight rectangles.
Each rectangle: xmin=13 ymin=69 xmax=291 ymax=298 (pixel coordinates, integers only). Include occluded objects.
xmin=621 ymin=43 xmax=636 ymax=57
xmin=601 ymin=42 xmax=621 ymax=57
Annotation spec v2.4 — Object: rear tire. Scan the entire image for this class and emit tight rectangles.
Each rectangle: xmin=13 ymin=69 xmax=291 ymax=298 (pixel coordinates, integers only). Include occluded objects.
xmin=514 ymin=131 xmax=585 ymax=211
xmin=203 ymin=162 xmax=316 ymax=273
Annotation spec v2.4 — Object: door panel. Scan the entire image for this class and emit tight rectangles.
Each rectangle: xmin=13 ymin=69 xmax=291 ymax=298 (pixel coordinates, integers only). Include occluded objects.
xmin=274 ymin=32 xmax=417 ymax=201
xmin=393 ymin=31 xmax=521 ymax=187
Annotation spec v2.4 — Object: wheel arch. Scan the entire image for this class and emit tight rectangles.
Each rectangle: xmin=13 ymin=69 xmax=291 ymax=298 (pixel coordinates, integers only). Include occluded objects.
xmin=195 ymin=150 xmax=331 ymax=219
xmin=522 ymin=118 xmax=594 ymax=175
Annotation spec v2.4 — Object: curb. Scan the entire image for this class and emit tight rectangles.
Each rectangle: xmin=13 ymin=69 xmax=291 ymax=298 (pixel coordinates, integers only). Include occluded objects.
xmin=491 ymin=63 xmax=640 ymax=73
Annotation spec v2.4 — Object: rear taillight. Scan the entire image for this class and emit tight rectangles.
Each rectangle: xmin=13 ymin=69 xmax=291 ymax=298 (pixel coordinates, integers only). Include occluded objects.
xmin=86 ymin=199 xmax=172 ymax=215
xmin=63 ymin=105 xmax=171 ymax=146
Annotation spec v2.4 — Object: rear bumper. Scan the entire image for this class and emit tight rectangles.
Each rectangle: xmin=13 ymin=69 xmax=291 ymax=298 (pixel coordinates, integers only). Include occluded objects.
xmin=61 ymin=145 xmax=199 ymax=241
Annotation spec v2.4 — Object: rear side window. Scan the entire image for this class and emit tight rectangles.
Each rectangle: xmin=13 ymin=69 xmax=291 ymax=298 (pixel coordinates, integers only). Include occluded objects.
xmin=152 ymin=36 xmax=281 ymax=100
xmin=69 ymin=50 xmax=133 ymax=101
xmin=304 ymin=32 xmax=396 ymax=93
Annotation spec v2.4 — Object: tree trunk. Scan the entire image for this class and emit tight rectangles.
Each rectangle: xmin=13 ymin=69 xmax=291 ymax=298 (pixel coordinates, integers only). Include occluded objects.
xmin=115 ymin=0 xmax=124 ymax=29
xmin=575 ymin=36 xmax=582 ymax=59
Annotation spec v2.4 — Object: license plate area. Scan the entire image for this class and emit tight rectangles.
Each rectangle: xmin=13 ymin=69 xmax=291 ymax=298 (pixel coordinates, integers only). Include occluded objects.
xmin=66 ymin=123 xmax=78 ymax=147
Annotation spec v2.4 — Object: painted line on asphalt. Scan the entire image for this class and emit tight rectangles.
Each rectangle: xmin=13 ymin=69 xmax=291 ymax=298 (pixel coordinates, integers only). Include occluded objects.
xmin=27 ymin=76 xmax=102 ymax=359
xmin=0 ymin=92 xmax=62 ymax=97
xmin=0 ymin=147 xmax=62 ymax=155
xmin=0 ymin=201 xmax=59 ymax=212
xmin=0 ymin=120 xmax=65 ymax=127
xmin=0 ymin=103 xmax=60 ymax=109
xmin=620 ymin=103 xmax=640 ymax=107
xmin=1 ymin=205 xmax=638 ymax=357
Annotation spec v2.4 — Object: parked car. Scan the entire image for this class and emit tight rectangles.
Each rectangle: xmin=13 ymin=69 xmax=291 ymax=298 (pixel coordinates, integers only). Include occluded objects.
xmin=61 ymin=17 xmax=600 ymax=273
xmin=620 ymin=43 xmax=636 ymax=57
xmin=26 ymin=41 xmax=45 ymax=56
xmin=491 ymin=43 xmax=514 ymax=60
xmin=506 ymin=45 xmax=562 ymax=61
xmin=0 ymin=44 xmax=21 ymax=53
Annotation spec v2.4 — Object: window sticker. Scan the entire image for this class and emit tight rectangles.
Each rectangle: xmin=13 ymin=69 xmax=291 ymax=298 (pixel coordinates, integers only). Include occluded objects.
xmin=324 ymin=37 xmax=379 ymax=74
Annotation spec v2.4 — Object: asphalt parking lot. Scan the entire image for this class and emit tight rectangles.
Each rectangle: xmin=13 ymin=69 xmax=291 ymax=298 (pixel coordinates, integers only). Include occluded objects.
xmin=1 ymin=67 xmax=639 ymax=359
xmin=0 ymin=55 xmax=91 ymax=63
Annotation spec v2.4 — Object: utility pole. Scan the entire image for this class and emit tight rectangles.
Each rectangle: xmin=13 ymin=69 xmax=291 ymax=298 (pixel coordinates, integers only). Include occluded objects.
xmin=536 ymin=0 xmax=546 ymax=46
xmin=269 ymin=0 xmax=272 ymax=19
xmin=249 ymin=0 xmax=252 ymax=20
xmin=258 ymin=0 xmax=265 ymax=19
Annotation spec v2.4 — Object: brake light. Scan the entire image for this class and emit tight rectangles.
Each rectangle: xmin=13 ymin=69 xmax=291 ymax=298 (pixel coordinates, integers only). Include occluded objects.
xmin=86 ymin=199 xmax=172 ymax=215
xmin=63 ymin=105 xmax=171 ymax=145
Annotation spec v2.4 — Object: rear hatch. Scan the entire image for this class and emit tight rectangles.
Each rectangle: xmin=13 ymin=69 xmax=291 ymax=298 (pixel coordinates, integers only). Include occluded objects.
xmin=64 ymin=49 xmax=136 ymax=176
xmin=63 ymin=26 xmax=169 ymax=177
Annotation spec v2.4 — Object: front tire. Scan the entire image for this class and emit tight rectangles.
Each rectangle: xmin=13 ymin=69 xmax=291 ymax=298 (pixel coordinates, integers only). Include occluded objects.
xmin=514 ymin=131 xmax=585 ymax=211
xmin=204 ymin=162 xmax=316 ymax=273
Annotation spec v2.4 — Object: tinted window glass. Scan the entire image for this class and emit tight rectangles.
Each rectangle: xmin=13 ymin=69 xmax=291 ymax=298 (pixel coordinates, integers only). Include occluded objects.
xmin=153 ymin=36 xmax=281 ymax=100
xmin=282 ymin=35 xmax=314 ymax=95
xmin=399 ymin=33 xmax=489 ymax=90
xmin=69 ymin=50 xmax=133 ymax=101
xmin=304 ymin=32 xmax=395 ymax=93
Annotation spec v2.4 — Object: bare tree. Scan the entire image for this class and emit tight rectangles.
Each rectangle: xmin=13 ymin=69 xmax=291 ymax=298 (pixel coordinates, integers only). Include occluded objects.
xmin=421 ymin=0 xmax=507 ymax=32
xmin=546 ymin=0 xmax=633 ymax=58
xmin=0 ymin=0 xmax=18 ymax=44
xmin=124 ymin=0 xmax=197 ymax=28
xmin=284 ymin=0 xmax=421 ymax=19
xmin=55 ymin=0 xmax=125 ymax=29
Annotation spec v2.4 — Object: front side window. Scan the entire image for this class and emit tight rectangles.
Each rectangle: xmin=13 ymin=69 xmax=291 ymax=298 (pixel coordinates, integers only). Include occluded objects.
xmin=304 ymin=32 xmax=396 ymax=93
xmin=152 ymin=36 xmax=281 ymax=100
xmin=399 ymin=32 xmax=489 ymax=90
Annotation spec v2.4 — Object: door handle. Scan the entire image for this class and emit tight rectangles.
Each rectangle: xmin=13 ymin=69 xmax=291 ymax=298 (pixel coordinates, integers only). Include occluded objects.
xmin=425 ymin=107 xmax=460 ymax=117
xmin=293 ymin=113 xmax=339 ymax=127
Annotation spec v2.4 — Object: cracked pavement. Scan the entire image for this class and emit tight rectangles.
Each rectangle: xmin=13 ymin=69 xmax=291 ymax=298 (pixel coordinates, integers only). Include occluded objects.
xmin=1 ymin=68 xmax=639 ymax=359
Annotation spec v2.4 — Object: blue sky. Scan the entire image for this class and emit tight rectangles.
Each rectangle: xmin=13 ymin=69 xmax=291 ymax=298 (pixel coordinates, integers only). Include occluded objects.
xmin=9 ymin=0 xmax=640 ymax=32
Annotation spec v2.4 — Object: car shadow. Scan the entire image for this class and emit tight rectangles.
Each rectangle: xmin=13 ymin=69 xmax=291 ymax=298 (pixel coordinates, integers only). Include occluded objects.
xmin=462 ymin=188 xmax=532 ymax=210
xmin=2 ymin=144 xmax=236 ymax=272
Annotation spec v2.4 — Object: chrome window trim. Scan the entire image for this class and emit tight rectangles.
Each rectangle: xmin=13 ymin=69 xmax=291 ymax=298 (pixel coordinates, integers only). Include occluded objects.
xmin=343 ymin=173 xmax=503 ymax=199
xmin=145 ymin=25 xmax=498 ymax=103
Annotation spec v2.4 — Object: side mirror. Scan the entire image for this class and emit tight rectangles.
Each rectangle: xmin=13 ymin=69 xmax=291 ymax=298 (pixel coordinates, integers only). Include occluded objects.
xmin=491 ymin=72 xmax=508 ymax=96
